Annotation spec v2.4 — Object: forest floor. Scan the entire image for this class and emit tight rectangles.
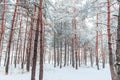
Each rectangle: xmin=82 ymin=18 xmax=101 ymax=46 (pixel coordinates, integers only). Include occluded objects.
xmin=0 ymin=63 xmax=111 ymax=80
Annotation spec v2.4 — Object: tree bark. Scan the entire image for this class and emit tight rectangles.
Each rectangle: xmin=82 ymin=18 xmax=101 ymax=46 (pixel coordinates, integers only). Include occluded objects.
xmin=5 ymin=0 xmax=18 ymax=74
xmin=57 ymin=39 xmax=59 ymax=66
xmin=64 ymin=37 xmax=67 ymax=67
xmin=96 ymin=13 xmax=99 ymax=70
xmin=107 ymin=0 xmax=116 ymax=80
xmin=39 ymin=0 xmax=43 ymax=80
xmin=54 ymin=32 xmax=56 ymax=67
xmin=31 ymin=20 xmax=39 ymax=80
xmin=60 ymin=25 xmax=62 ymax=68
xmin=115 ymin=1 xmax=120 ymax=80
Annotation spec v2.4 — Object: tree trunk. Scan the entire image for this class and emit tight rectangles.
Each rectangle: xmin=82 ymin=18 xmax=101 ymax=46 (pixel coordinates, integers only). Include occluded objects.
xmin=107 ymin=0 xmax=116 ymax=80
xmin=100 ymin=30 xmax=105 ymax=68
xmin=96 ymin=13 xmax=99 ymax=70
xmin=84 ymin=47 xmax=87 ymax=66
xmin=5 ymin=0 xmax=18 ymax=74
xmin=54 ymin=32 xmax=56 ymax=67
xmin=21 ymin=17 xmax=28 ymax=69
xmin=31 ymin=4 xmax=41 ymax=80
xmin=60 ymin=23 xmax=62 ymax=68
xmin=27 ymin=18 xmax=33 ymax=72
xmin=14 ymin=17 xmax=22 ymax=68
xmin=72 ymin=38 xmax=74 ymax=67
xmin=64 ymin=38 xmax=67 ymax=67
xmin=115 ymin=1 xmax=120 ymax=80
xmin=39 ymin=0 xmax=43 ymax=80
xmin=78 ymin=48 xmax=81 ymax=67
xmin=67 ymin=44 xmax=69 ymax=66
xmin=90 ymin=49 xmax=93 ymax=67
xmin=57 ymin=39 xmax=60 ymax=66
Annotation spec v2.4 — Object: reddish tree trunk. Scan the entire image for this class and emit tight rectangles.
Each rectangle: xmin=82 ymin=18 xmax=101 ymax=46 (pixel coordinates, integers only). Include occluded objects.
xmin=39 ymin=0 xmax=44 ymax=80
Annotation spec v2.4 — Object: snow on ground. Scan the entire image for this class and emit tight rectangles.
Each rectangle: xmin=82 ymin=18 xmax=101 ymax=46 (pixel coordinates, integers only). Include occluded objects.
xmin=0 ymin=64 xmax=111 ymax=80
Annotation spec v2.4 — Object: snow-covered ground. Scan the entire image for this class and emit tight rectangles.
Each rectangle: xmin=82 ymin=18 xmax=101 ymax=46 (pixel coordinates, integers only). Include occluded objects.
xmin=0 ymin=64 xmax=111 ymax=80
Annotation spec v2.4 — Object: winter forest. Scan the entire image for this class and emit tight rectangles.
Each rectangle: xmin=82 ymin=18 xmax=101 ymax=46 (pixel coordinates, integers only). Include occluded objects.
xmin=0 ymin=0 xmax=120 ymax=80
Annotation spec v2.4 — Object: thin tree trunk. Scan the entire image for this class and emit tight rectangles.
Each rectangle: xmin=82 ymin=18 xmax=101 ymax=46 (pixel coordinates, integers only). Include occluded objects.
xmin=39 ymin=0 xmax=43 ymax=80
xmin=5 ymin=0 xmax=18 ymax=74
xmin=78 ymin=48 xmax=81 ymax=67
xmin=90 ymin=49 xmax=93 ymax=67
xmin=54 ymin=32 xmax=56 ymax=67
xmin=21 ymin=17 xmax=28 ymax=69
xmin=57 ymin=39 xmax=59 ymax=66
xmin=72 ymin=38 xmax=74 ymax=67
xmin=84 ymin=47 xmax=87 ymax=66
xmin=72 ymin=19 xmax=75 ymax=68
xmin=96 ymin=13 xmax=99 ymax=70
xmin=60 ymin=33 xmax=62 ymax=68
xmin=14 ymin=17 xmax=22 ymax=68
xmin=101 ymin=30 xmax=105 ymax=68
xmin=64 ymin=38 xmax=67 ymax=67
xmin=74 ymin=19 xmax=78 ymax=69
xmin=67 ymin=44 xmax=69 ymax=66
xmin=27 ymin=18 xmax=33 ymax=72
